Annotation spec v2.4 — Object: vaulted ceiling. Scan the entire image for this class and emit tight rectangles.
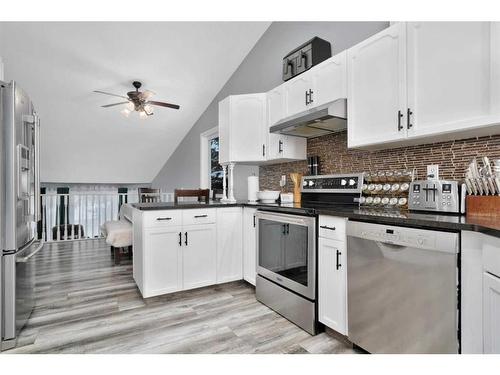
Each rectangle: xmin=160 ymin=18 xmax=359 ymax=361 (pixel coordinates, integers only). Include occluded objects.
xmin=0 ymin=22 xmax=270 ymax=183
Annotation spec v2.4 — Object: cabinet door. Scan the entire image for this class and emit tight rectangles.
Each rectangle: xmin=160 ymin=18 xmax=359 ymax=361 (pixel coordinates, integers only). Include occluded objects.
xmin=230 ymin=94 xmax=267 ymax=162
xmin=267 ymin=134 xmax=307 ymax=161
xmin=284 ymin=73 xmax=313 ymax=117
xmin=311 ymin=51 xmax=347 ymax=107
xmin=144 ymin=226 xmax=183 ymax=297
xmin=407 ymin=22 xmax=500 ymax=138
xmin=318 ymin=237 xmax=347 ymax=335
xmin=347 ymin=23 xmax=407 ymax=148
xmin=267 ymin=85 xmax=285 ymax=126
xmin=242 ymin=208 xmax=257 ymax=285
xmin=216 ymin=208 xmax=243 ymax=283
xmin=483 ymin=272 xmax=500 ymax=353
xmin=182 ymin=224 xmax=217 ymax=290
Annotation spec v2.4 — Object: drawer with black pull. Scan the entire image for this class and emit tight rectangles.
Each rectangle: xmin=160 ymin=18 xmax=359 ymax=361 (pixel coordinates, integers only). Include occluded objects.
xmin=143 ymin=210 xmax=182 ymax=228
xmin=318 ymin=215 xmax=347 ymax=241
xmin=182 ymin=209 xmax=216 ymax=226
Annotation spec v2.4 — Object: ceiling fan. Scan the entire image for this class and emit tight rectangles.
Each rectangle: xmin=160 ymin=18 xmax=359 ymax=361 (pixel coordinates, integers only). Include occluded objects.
xmin=94 ymin=81 xmax=180 ymax=118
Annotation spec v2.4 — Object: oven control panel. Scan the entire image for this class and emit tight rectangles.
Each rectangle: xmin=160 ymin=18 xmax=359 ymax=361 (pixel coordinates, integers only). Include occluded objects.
xmin=302 ymin=173 xmax=364 ymax=193
xmin=408 ymin=180 xmax=460 ymax=213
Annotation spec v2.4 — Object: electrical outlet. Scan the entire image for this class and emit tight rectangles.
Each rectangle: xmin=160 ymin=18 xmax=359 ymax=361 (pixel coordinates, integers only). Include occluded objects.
xmin=427 ymin=165 xmax=439 ymax=180
xmin=280 ymin=175 xmax=286 ymax=187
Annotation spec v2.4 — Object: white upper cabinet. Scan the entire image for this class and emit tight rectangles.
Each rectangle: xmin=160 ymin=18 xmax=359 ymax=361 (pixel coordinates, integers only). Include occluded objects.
xmin=406 ymin=22 xmax=500 ymax=138
xmin=347 ymin=22 xmax=408 ymax=148
xmin=311 ymin=51 xmax=347 ymax=107
xmin=219 ymin=93 xmax=267 ymax=164
xmin=347 ymin=22 xmax=500 ymax=149
xmin=284 ymin=73 xmax=313 ymax=117
xmin=267 ymin=85 xmax=286 ymax=126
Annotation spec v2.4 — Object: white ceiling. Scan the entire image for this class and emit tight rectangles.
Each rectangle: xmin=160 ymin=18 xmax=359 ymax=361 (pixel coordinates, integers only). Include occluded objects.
xmin=0 ymin=22 xmax=270 ymax=183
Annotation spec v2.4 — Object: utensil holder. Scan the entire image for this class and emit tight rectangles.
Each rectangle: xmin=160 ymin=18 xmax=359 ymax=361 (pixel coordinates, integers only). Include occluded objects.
xmin=466 ymin=196 xmax=500 ymax=216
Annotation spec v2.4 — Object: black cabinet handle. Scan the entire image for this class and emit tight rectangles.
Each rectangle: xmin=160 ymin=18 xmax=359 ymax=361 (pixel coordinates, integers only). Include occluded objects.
xmin=156 ymin=217 xmax=172 ymax=221
xmin=262 ymin=144 xmax=266 ymax=157
xmin=278 ymin=140 xmax=283 ymax=153
xmin=178 ymin=232 xmax=182 ymax=246
xmin=253 ymin=215 xmax=256 ymax=228
xmin=305 ymin=91 xmax=309 ymax=105
xmin=336 ymin=250 xmax=342 ymax=270
xmin=194 ymin=214 xmax=208 ymax=218
xmin=397 ymin=110 xmax=403 ymax=131
xmin=320 ymin=225 xmax=336 ymax=231
xmin=407 ymin=108 xmax=413 ymax=129
xmin=184 ymin=232 xmax=188 ymax=246
xmin=308 ymin=89 xmax=314 ymax=104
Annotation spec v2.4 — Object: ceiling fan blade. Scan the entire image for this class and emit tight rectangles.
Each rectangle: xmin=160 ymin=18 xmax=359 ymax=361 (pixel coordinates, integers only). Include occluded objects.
xmin=101 ymin=101 xmax=130 ymax=108
xmin=147 ymin=100 xmax=180 ymax=110
xmin=139 ymin=90 xmax=155 ymax=101
xmin=93 ymin=90 xmax=129 ymax=100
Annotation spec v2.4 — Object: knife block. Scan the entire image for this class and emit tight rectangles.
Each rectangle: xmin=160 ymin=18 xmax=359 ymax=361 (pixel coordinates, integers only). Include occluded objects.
xmin=466 ymin=196 xmax=500 ymax=216
xmin=290 ymin=173 xmax=302 ymax=204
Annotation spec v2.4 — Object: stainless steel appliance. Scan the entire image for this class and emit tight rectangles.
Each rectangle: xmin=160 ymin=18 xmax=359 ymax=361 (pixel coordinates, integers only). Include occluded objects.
xmin=255 ymin=173 xmax=363 ymax=335
xmin=269 ymin=99 xmax=346 ymax=138
xmin=347 ymin=221 xmax=459 ymax=353
xmin=1 ymin=80 xmax=43 ymax=351
xmin=408 ymin=180 xmax=462 ymax=213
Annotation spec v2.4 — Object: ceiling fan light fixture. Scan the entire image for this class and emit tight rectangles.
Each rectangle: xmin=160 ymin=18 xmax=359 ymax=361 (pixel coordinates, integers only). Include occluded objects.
xmin=121 ymin=108 xmax=131 ymax=117
xmin=139 ymin=110 xmax=148 ymax=119
xmin=126 ymin=102 xmax=135 ymax=111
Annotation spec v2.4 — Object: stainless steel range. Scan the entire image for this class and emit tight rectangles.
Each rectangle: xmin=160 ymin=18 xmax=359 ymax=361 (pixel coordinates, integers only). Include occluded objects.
xmin=255 ymin=173 xmax=363 ymax=335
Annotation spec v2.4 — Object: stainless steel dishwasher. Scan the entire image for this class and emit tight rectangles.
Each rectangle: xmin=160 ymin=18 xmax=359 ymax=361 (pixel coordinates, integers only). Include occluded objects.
xmin=347 ymin=221 xmax=459 ymax=354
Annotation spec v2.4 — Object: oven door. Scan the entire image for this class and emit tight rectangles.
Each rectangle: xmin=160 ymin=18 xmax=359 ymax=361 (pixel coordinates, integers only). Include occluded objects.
xmin=255 ymin=211 xmax=316 ymax=300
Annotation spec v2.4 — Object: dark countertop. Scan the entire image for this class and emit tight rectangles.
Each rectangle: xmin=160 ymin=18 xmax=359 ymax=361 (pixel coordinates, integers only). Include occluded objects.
xmin=131 ymin=201 xmax=500 ymax=239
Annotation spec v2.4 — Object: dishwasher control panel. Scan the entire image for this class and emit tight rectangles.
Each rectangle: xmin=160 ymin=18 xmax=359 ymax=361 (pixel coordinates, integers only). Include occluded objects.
xmin=408 ymin=180 xmax=460 ymax=213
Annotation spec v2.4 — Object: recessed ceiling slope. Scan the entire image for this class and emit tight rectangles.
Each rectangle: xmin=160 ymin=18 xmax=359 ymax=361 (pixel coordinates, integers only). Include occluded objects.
xmin=0 ymin=22 xmax=270 ymax=183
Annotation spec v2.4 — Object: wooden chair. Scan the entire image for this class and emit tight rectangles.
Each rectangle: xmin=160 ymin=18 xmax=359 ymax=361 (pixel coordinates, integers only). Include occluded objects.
xmin=174 ymin=189 xmax=210 ymax=204
xmin=138 ymin=188 xmax=161 ymax=203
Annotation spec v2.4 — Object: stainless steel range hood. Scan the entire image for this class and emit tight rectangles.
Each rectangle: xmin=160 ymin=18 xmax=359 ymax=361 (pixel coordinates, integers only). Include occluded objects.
xmin=270 ymin=99 xmax=347 ymax=138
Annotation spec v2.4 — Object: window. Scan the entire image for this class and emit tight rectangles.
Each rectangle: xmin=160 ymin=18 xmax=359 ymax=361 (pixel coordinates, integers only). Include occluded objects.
xmin=200 ymin=127 xmax=226 ymax=193
xmin=209 ymin=137 xmax=223 ymax=191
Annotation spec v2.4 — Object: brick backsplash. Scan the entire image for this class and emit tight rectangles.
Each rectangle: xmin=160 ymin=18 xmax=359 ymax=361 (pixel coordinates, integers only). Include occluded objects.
xmin=259 ymin=131 xmax=500 ymax=191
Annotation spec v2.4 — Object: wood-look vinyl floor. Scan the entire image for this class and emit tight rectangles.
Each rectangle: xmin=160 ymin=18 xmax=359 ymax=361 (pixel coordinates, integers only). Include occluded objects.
xmin=5 ymin=239 xmax=356 ymax=354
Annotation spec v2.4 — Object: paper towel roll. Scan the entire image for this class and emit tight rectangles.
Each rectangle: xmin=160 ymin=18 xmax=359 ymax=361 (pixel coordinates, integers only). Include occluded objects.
xmin=247 ymin=175 xmax=259 ymax=202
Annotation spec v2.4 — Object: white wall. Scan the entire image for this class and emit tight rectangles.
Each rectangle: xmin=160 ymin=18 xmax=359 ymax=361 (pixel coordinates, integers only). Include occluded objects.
xmin=152 ymin=21 xmax=389 ymax=199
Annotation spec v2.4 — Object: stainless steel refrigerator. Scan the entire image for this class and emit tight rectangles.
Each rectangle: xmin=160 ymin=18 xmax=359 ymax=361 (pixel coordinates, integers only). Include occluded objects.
xmin=1 ymin=80 xmax=42 ymax=351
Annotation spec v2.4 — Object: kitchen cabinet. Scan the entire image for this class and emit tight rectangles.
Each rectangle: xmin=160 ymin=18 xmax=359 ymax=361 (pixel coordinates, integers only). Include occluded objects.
xmin=310 ymin=51 xmax=347 ymax=108
xmin=347 ymin=22 xmax=500 ymax=149
xmin=318 ymin=237 xmax=347 ymax=335
xmin=483 ymin=271 xmax=500 ymax=354
xmin=347 ymin=22 xmax=407 ymax=148
xmin=216 ymin=208 xmax=243 ymax=283
xmin=182 ymin=224 xmax=217 ymax=290
xmin=284 ymin=73 xmax=312 ymax=116
xmin=143 ymin=226 xmax=183 ymax=297
xmin=406 ymin=22 xmax=500 ymax=138
xmin=267 ymin=85 xmax=307 ymax=161
xmin=242 ymin=207 xmax=257 ymax=285
xmin=219 ymin=93 xmax=267 ymax=163
xmin=461 ymin=230 xmax=500 ymax=353
xmin=318 ymin=215 xmax=348 ymax=336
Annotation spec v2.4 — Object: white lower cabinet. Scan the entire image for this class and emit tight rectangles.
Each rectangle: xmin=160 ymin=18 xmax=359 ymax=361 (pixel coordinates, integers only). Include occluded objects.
xmin=216 ymin=208 xmax=243 ymax=283
xmin=242 ymin=207 xmax=257 ymax=285
xmin=182 ymin=224 xmax=217 ymax=290
xmin=143 ymin=226 xmax=183 ymax=297
xmin=318 ymin=237 xmax=347 ymax=335
xmin=483 ymin=272 xmax=500 ymax=354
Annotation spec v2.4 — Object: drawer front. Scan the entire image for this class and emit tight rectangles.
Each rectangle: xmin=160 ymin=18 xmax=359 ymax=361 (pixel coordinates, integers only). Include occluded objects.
xmin=318 ymin=215 xmax=347 ymax=241
xmin=182 ymin=208 xmax=216 ymax=226
xmin=143 ymin=210 xmax=182 ymax=228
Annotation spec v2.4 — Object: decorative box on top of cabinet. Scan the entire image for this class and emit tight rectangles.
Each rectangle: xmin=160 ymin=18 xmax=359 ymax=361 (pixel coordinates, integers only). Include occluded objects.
xmin=347 ymin=22 xmax=500 ymax=149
